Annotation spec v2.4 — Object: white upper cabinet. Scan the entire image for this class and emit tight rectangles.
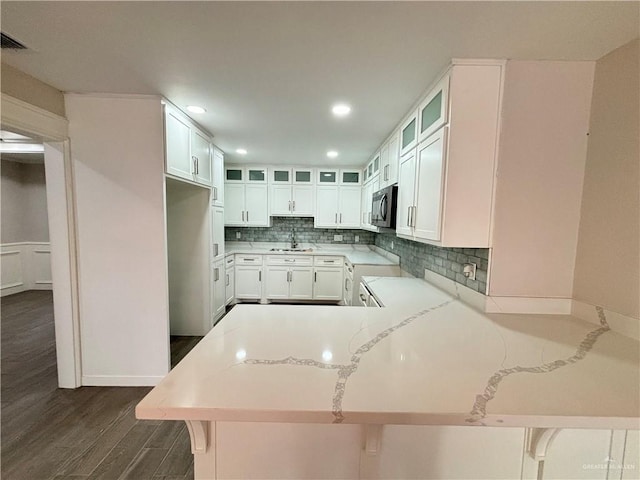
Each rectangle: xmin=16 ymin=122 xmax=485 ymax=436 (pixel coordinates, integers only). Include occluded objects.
xmin=269 ymin=167 xmax=314 ymax=217
xmin=164 ymin=103 xmax=213 ymax=188
xmin=395 ymin=60 xmax=505 ymax=247
xmin=417 ymin=74 xmax=450 ymax=143
xmin=211 ymin=148 xmax=224 ymax=206
xmin=399 ymin=110 xmax=419 ymax=157
xmin=165 ymin=108 xmax=192 ymax=181
xmin=317 ymin=169 xmax=338 ymax=184
xmin=191 ymin=129 xmax=212 ymax=186
xmin=314 ymin=185 xmax=361 ymax=229
xmin=380 ymin=130 xmax=400 ymax=188
xmin=360 ymin=176 xmax=380 ymax=232
xmin=224 ymin=172 xmax=270 ymax=227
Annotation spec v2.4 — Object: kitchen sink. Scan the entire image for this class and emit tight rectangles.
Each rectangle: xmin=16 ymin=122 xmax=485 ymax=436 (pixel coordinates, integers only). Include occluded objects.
xmin=269 ymin=248 xmax=313 ymax=252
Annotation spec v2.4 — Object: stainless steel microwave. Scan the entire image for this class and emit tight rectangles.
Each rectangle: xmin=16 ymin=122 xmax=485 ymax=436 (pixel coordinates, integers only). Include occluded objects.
xmin=371 ymin=185 xmax=398 ymax=229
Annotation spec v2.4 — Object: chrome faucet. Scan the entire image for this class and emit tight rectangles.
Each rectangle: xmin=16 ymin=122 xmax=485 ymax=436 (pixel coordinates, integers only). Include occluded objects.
xmin=290 ymin=229 xmax=298 ymax=249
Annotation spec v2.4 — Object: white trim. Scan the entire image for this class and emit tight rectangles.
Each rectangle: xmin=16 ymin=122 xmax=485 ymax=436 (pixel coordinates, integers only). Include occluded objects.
xmin=423 ymin=269 xmax=573 ymax=315
xmin=81 ymin=375 xmax=165 ymax=387
xmin=572 ymin=299 xmax=639 ymax=341
xmin=1 ymin=94 xmax=68 ymax=139
xmin=484 ymin=296 xmax=572 ymax=315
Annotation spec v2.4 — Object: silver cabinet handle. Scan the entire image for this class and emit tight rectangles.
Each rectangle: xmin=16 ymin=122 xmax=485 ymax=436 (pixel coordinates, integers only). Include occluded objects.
xmin=242 ymin=211 xmax=245 ymax=222
xmin=214 ymin=267 xmax=220 ymax=281
xmin=226 ymin=274 xmax=230 ymax=286
xmin=345 ymin=278 xmax=348 ymax=291
xmin=369 ymin=212 xmax=372 ymax=223
xmin=244 ymin=258 xmax=255 ymax=261
xmin=192 ymin=156 xmax=197 ymax=175
xmin=292 ymin=201 xmax=295 ymax=211
xmin=314 ymin=272 xmax=317 ymax=282
xmin=339 ymin=213 xmax=342 ymax=223
xmin=335 ymin=213 xmax=337 ymax=223
xmin=258 ymin=270 xmax=262 ymax=281
xmin=411 ymin=206 xmax=417 ymax=227
xmin=407 ymin=207 xmax=411 ymax=227
xmin=246 ymin=211 xmax=249 ymax=222
xmin=214 ymin=244 xmax=219 ymax=257
xmin=289 ymin=200 xmax=291 ymax=211
xmin=285 ymin=258 xmax=295 ymax=263
xmin=213 ymin=186 xmax=217 ymax=201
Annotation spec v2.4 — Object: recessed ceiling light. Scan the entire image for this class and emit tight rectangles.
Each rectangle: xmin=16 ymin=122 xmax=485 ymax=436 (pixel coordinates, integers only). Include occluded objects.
xmin=186 ymin=105 xmax=206 ymax=114
xmin=236 ymin=148 xmax=248 ymax=155
xmin=331 ymin=104 xmax=351 ymax=117
xmin=327 ymin=150 xmax=339 ymax=158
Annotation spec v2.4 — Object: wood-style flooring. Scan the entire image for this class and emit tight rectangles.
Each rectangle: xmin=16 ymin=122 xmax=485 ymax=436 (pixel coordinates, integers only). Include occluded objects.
xmin=1 ymin=291 xmax=202 ymax=480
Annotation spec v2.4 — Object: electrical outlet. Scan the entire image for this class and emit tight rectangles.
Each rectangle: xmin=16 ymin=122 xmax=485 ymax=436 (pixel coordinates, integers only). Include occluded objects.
xmin=355 ymin=235 xmax=360 ymax=243
xmin=463 ymin=263 xmax=477 ymax=281
xmin=334 ymin=234 xmax=343 ymax=242
xmin=235 ymin=231 xmax=241 ymax=239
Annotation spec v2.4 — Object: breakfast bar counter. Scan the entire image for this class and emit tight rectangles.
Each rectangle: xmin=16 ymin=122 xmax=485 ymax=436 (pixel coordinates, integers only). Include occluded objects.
xmin=136 ymin=281 xmax=639 ymax=479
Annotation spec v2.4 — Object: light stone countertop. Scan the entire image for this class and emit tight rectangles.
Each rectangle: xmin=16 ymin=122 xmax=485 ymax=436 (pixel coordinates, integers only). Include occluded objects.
xmin=137 ymin=277 xmax=640 ymax=429
xmin=224 ymin=242 xmax=399 ymax=266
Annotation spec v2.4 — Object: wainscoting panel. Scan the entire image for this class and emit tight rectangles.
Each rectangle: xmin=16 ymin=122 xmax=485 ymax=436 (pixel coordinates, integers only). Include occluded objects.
xmin=0 ymin=243 xmax=52 ymax=296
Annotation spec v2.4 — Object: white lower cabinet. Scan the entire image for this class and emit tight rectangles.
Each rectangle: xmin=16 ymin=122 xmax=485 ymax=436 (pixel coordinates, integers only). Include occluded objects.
xmin=313 ymin=256 xmax=344 ymax=301
xmin=234 ymin=255 xmax=263 ymax=300
xmin=224 ymin=255 xmax=235 ymax=305
xmin=211 ymin=259 xmax=226 ymax=325
xmin=211 ymin=206 xmax=225 ymax=261
xmin=265 ymin=256 xmax=313 ymax=301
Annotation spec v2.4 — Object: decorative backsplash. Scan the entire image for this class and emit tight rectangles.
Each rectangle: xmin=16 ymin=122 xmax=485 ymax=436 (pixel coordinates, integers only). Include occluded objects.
xmin=375 ymin=233 xmax=489 ymax=294
xmin=224 ymin=217 xmax=376 ymax=244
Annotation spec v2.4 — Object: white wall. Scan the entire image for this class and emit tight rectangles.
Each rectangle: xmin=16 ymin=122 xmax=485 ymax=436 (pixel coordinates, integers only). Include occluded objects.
xmin=489 ymin=61 xmax=595 ymax=299
xmin=65 ymin=94 xmax=170 ymax=386
xmin=573 ymin=39 xmax=640 ymax=320
xmin=1 ymin=159 xmax=50 ymax=243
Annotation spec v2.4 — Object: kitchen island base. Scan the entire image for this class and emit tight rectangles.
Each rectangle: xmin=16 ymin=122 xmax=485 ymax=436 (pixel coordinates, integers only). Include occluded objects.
xmin=184 ymin=421 xmax=639 ymax=479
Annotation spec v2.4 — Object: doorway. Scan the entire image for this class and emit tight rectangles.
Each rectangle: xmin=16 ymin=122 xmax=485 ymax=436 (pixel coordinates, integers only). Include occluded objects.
xmin=1 ymin=96 xmax=81 ymax=388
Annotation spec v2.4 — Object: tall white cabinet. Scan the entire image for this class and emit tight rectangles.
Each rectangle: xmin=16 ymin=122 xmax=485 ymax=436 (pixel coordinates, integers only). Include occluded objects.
xmin=395 ymin=60 xmax=504 ymax=247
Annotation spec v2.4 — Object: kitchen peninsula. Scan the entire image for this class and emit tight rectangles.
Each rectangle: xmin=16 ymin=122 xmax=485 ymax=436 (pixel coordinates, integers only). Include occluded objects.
xmin=136 ymin=276 xmax=640 ymax=480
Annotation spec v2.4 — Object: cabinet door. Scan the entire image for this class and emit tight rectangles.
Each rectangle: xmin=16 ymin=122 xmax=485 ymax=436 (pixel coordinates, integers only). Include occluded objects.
xmin=271 ymin=168 xmax=291 ymax=184
xmin=379 ymin=144 xmax=390 ymax=188
xmin=265 ymin=266 xmax=290 ymax=300
xmin=396 ymin=149 xmax=417 ymax=237
xmin=317 ymin=170 xmax=338 ymax=184
xmin=235 ymin=266 xmax=262 ymax=299
xmin=211 ymin=206 xmax=225 ymax=260
xmin=245 ymin=184 xmax=269 ymax=226
xmin=400 ymin=111 xmax=418 ymax=157
xmin=212 ymin=149 xmax=224 ymax=206
xmin=360 ymin=183 xmax=370 ymax=229
xmin=289 ymin=267 xmax=313 ymax=300
xmin=246 ymin=167 xmax=267 ymax=183
xmin=225 ymin=167 xmax=243 ymax=183
xmin=224 ymin=184 xmax=246 ymax=226
xmin=413 ymin=128 xmax=447 ymax=242
xmin=313 ymin=268 xmax=343 ymax=300
xmin=418 ymin=74 xmax=450 ymax=143
xmin=165 ymin=108 xmax=193 ymax=181
xmin=212 ymin=262 xmax=226 ymax=323
xmin=225 ymin=264 xmax=235 ymax=305
xmin=293 ymin=168 xmax=314 ymax=184
xmin=338 ymin=186 xmax=361 ymax=228
xmin=191 ymin=130 xmax=212 ymax=186
xmin=291 ymin=185 xmax=314 ymax=216
xmin=387 ymin=132 xmax=400 ymax=186
xmin=314 ymin=186 xmax=339 ymax=227
xmin=340 ymin=170 xmax=361 ymax=185
xmin=271 ymin=185 xmax=293 ymax=216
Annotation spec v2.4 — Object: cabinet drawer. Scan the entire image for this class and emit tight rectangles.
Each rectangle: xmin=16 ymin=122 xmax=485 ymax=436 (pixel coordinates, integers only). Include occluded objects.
xmin=314 ymin=256 xmax=343 ymax=266
xmin=236 ymin=254 xmax=263 ymax=265
xmin=266 ymin=255 xmax=313 ymax=266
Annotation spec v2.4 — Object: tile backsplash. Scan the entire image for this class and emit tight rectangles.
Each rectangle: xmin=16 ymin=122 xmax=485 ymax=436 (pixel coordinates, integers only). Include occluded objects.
xmin=375 ymin=233 xmax=489 ymax=294
xmin=224 ymin=217 xmax=376 ymax=244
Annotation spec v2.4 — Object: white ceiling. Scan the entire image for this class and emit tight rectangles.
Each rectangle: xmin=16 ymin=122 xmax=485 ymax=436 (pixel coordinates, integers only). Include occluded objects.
xmin=1 ymin=2 xmax=638 ymax=167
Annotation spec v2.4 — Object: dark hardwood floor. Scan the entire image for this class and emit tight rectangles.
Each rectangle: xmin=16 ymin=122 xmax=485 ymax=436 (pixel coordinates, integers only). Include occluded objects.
xmin=1 ymin=291 xmax=202 ymax=480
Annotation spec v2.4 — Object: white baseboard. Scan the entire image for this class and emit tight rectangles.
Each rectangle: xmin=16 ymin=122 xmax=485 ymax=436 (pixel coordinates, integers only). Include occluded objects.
xmin=572 ymin=300 xmax=639 ymax=341
xmin=82 ymin=375 xmax=165 ymax=387
xmin=1 ymin=242 xmax=52 ymax=296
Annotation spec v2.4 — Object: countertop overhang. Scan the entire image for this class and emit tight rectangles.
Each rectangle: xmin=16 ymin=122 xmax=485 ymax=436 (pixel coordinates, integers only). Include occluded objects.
xmin=137 ymin=280 xmax=640 ymax=430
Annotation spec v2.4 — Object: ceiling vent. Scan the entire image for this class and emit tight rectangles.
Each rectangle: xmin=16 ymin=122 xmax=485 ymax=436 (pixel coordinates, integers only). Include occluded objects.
xmin=1 ymin=32 xmax=27 ymax=50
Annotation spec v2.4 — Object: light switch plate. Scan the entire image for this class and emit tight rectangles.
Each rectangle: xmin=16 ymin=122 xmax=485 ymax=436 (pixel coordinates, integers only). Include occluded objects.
xmin=236 ymin=231 xmax=241 ymax=239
